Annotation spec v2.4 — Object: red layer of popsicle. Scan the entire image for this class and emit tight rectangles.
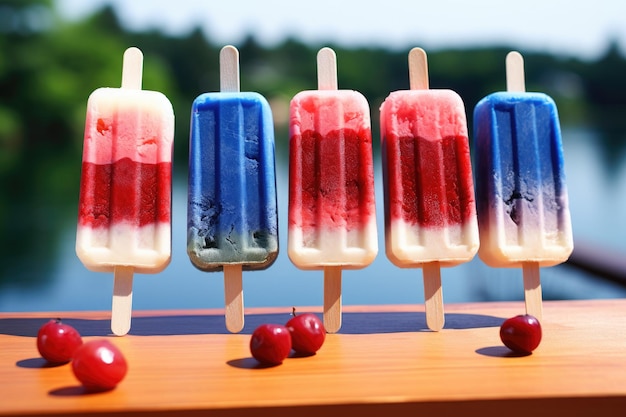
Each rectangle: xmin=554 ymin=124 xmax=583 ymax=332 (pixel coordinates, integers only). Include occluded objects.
xmin=78 ymin=159 xmax=171 ymax=228
xmin=384 ymin=134 xmax=475 ymax=228
xmin=289 ymin=128 xmax=375 ymax=233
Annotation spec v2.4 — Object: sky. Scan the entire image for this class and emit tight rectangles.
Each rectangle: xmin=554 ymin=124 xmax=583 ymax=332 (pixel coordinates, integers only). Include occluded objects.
xmin=56 ymin=0 xmax=626 ymax=60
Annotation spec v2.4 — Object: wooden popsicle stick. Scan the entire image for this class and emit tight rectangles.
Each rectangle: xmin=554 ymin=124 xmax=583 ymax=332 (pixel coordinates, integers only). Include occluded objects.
xmin=220 ymin=45 xmax=240 ymax=93
xmin=219 ymin=45 xmax=245 ymax=333
xmin=317 ymin=47 xmax=338 ymax=90
xmin=109 ymin=47 xmax=143 ymax=337
xmin=423 ymin=262 xmax=445 ymax=331
xmin=121 ymin=47 xmax=143 ymax=90
xmin=224 ymin=265 xmax=244 ymax=333
xmin=408 ymin=47 xmax=429 ymax=90
xmin=111 ymin=266 xmax=134 ymax=336
xmin=506 ymin=51 xmax=526 ymax=92
xmin=506 ymin=51 xmax=544 ymax=318
xmin=323 ymin=266 xmax=342 ymax=333
xmin=408 ymin=47 xmax=445 ymax=331
xmin=523 ymin=262 xmax=543 ymax=320
xmin=317 ymin=47 xmax=342 ymax=333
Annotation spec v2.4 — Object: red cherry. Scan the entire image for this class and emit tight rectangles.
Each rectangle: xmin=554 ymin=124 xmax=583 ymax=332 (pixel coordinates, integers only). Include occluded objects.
xmin=249 ymin=324 xmax=292 ymax=366
xmin=71 ymin=340 xmax=128 ymax=391
xmin=286 ymin=311 xmax=325 ymax=355
xmin=36 ymin=319 xmax=83 ymax=364
xmin=500 ymin=314 xmax=542 ymax=354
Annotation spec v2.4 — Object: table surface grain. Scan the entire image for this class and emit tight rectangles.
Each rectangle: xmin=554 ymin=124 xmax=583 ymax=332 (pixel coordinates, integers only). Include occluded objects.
xmin=1 ymin=299 xmax=626 ymax=417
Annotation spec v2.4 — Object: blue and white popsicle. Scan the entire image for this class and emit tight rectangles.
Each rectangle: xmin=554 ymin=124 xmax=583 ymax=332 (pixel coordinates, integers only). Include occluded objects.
xmin=473 ymin=51 xmax=573 ymax=319
xmin=187 ymin=45 xmax=278 ymax=332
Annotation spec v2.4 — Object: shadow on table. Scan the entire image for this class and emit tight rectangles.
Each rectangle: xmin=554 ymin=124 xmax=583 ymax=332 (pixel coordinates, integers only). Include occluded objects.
xmin=0 ymin=311 xmax=504 ymax=338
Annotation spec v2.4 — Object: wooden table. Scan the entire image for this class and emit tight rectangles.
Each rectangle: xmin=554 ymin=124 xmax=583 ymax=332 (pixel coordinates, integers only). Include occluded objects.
xmin=1 ymin=299 xmax=625 ymax=416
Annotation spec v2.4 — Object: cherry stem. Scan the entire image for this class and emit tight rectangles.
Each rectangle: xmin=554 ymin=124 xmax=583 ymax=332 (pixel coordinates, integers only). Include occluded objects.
xmin=292 ymin=307 xmax=297 ymax=317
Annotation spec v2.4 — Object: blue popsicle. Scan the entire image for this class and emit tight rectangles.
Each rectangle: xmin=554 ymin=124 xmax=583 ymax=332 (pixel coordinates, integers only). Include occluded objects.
xmin=187 ymin=92 xmax=278 ymax=270
xmin=187 ymin=46 xmax=278 ymax=333
xmin=472 ymin=51 xmax=573 ymax=320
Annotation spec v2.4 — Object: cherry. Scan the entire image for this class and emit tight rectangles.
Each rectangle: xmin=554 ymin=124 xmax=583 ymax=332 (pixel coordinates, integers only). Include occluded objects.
xmin=71 ymin=340 xmax=128 ymax=391
xmin=36 ymin=319 xmax=83 ymax=364
xmin=499 ymin=314 xmax=542 ymax=354
xmin=286 ymin=309 xmax=325 ymax=355
xmin=249 ymin=324 xmax=292 ymax=366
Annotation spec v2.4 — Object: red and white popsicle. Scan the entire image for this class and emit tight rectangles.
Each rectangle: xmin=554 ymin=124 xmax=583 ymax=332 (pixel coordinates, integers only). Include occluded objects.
xmin=76 ymin=47 xmax=174 ymax=336
xmin=380 ymin=47 xmax=479 ymax=331
xmin=288 ymin=47 xmax=378 ymax=333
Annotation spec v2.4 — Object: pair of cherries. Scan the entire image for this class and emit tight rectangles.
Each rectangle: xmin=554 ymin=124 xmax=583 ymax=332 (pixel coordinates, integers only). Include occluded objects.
xmin=36 ymin=319 xmax=128 ymax=391
xmin=250 ymin=310 xmax=326 ymax=365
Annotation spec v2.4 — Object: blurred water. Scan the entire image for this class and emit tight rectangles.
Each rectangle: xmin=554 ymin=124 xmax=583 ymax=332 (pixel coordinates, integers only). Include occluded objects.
xmin=1 ymin=127 xmax=625 ymax=313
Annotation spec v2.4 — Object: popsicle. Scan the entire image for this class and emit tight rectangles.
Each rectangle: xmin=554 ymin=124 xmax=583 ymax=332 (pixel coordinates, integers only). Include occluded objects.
xmin=76 ymin=47 xmax=174 ymax=336
xmin=288 ymin=47 xmax=378 ymax=333
xmin=473 ymin=51 xmax=573 ymax=319
xmin=187 ymin=45 xmax=278 ymax=333
xmin=380 ymin=47 xmax=479 ymax=331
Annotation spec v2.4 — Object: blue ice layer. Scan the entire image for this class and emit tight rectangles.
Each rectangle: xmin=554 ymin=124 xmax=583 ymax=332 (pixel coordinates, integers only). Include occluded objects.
xmin=473 ymin=92 xmax=571 ymax=254
xmin=187 ymin=92 xmax=278 ymax=271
